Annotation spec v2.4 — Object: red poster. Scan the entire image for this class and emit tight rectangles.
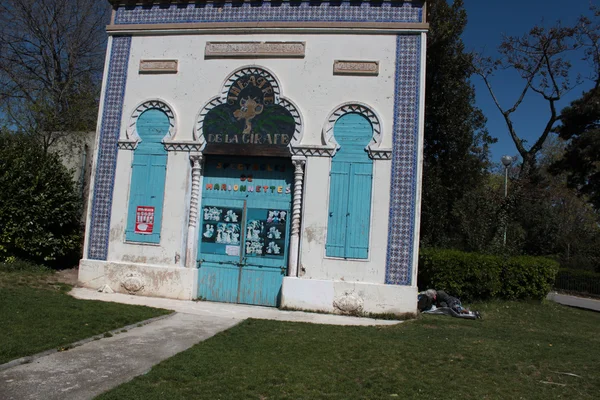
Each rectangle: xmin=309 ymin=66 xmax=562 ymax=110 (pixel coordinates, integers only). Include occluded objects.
xmin=135 ymin=206 xmax=155 ymax=234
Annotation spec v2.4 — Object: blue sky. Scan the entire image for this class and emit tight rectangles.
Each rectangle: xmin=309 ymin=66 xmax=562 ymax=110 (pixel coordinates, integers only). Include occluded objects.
xmin=462 ymin=0 xmax=598 ymax=164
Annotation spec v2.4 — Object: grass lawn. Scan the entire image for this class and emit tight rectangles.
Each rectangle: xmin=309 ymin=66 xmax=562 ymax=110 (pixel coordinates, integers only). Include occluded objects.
xmin=0 ymin=265 xmax=171 ymax=364
xmin=98 ymin=301 xmax=600 ymax=399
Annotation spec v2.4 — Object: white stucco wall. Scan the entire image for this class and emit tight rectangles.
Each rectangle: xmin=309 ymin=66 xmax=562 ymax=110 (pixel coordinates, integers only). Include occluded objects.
xmin=107 ymin=33 xmax=398 ymax=269
xmin=107 ymin=150 xmax=190 ymax=266
xmin=299 ymin=156 xmax=392 ymax=283
xmin=119 ymin=33 xmax=398 ymax=147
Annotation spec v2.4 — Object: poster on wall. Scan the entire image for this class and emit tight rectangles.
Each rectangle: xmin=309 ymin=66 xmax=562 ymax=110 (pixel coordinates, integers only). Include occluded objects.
xmin=244 ymin=209 xmax=287 ymax=258
xmin=201 ymin=206 xmax=243 ymax=256
xmin=245 ymin=218 xmax=265 ymax=256
xmin=265 ymin=210 xmax=287 ymax=257
xmin=135 ymin=206 xmax=155 ymax=234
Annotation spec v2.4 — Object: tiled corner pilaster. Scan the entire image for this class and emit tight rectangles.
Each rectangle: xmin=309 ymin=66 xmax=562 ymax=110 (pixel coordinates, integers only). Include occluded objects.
xmin=385 ymin=34 xmax=421 ymax=285
xmin=88 ymin=36 xmax=132 ymax=260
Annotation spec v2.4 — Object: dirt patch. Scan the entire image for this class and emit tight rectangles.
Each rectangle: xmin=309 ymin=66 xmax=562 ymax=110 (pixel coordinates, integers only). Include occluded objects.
xmin=55 ymin=268 xmax=79 ymax=286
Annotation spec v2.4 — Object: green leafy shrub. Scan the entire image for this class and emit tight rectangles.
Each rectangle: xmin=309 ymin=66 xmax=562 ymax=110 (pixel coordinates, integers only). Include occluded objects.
xmin=418 ymin=248 xmax=559 ymax=301
xmin=418 ymin=249 xmax=502 ymax=301
xmin=500 ymin=256 xmax=559 ymax=300
xmin=554 ymin=269 xmax=600 ymax=297
xmin=0 ymin=132 xmax=82 ymax=268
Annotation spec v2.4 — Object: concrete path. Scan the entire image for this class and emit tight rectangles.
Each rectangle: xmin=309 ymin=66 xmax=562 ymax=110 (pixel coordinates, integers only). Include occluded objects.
xmin=0 ymin=288 xmax=400 ymax=400
xmin=547 ymin=292 xmax=600 ymax=312
xmin=70 ymin=288 xmax=402 ymax=326
xmin=0 ymin=312 xmax=239 ymax=400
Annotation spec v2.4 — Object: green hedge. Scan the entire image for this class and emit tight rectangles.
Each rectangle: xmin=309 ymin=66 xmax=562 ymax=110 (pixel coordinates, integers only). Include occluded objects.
xmin=418 ymin=249 xmax=559 ymax=302
xmin=554 ymin=269 xmax=600 ymax=297
xmin=0 ymin=132 xmax=82 ymax=268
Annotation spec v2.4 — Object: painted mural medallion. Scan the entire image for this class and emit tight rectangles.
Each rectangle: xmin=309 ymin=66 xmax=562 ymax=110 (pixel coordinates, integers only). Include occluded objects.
xmin=203 ymin=73 xmax=295 ymax=154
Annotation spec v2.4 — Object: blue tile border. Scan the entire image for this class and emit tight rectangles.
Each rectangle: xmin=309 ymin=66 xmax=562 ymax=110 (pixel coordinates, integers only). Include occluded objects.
xmin=385 ymin=34 xmax=421 ymax=286
xmin=114 ymin=1 xmax=424 ymax=25
xmin=88 ymin=36 xmax=132 ymax=260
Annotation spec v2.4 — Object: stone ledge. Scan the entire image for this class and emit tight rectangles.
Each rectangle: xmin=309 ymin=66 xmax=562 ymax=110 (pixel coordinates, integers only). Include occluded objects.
xmin=78 ymin=259 xmax=198 ymax=301
xmin=281 ymin=277 xmax=417 ymax=315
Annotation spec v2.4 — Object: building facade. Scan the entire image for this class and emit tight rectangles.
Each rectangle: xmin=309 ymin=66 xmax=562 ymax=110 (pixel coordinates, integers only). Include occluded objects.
xmin=79 ymin=0 xmax=428 ymax=315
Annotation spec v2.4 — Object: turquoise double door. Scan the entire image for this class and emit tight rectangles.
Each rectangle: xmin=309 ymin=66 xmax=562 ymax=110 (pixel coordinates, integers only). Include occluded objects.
xmin=197 ymin=156 xmax=293 ymax=307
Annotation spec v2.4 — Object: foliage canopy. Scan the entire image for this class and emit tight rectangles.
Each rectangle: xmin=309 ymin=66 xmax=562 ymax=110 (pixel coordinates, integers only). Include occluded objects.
xmin=0 ymin=0 xmax=109 ymax=152
xmin=421 ymin=0 xmax=495 ymax=248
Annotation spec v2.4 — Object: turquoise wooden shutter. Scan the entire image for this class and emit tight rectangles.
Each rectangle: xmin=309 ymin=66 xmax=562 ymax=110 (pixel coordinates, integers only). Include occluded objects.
xmin=126 ymin=154 xmax=151 ymax=235
xmin=345 ymin=162 xmax=372 ymax=259
xmin=326 ymin=161 xmax=351 ymax=258
xmin=325 ymin=113 xmax=373 ymax=259
xmin=125 ymin=109 xmax=170 ymax=243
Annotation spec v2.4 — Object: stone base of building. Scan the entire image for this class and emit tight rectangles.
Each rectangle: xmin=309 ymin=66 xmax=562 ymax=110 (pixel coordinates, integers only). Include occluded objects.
xmin=78 ymin=259 xmax=198 ymax=300
xmin=280 ymin=277 xmax=417 ymax=315
xmin=78 ymin=261 xmax=417 ymax=314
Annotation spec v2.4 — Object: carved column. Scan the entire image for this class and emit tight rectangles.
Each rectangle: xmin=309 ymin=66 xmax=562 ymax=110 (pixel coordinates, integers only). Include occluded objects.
xmin=185 ymin=152 xmax=204 ymax=268
xmin=288 ymin=156 xmax=306 ymax=277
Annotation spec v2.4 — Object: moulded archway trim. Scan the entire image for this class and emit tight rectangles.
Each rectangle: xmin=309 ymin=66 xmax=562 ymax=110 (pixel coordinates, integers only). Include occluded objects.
xmin=118 ymin=99 xmax=177 ymax=150
xmin=194 ymin=65 xmax=304 ymax=151
xmin=319 ymin=102 xmax=390 ymax=159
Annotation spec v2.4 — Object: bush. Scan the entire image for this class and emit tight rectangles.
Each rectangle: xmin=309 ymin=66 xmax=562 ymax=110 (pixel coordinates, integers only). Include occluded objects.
xmin=0 ymin=132 xmax=82 ymax=268
xmin=418 ymin=249 xmax=502 ymax=301
xmin=499 ymin=256 xmax=560 ymax=300
xmin=418 ymin=248 xmax=559 ymax=302
xmin=554 ymin=269 xmax=600 ymax=297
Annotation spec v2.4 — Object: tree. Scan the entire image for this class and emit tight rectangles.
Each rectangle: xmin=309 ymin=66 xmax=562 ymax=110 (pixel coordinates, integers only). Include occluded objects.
xmin=577 ymin=5 xmax=600 ymax=90
xmin=420 ymin=0 xmax=495 ymax=248
xmin=549 ymin=7 xmax=600 ymax=211
xmin=473 ymin=24 xmax=581 ymax=175
xmin=0 ymin=130 xmax=83 ymax=267
xmin=508 ymin=135 xmax=600 ymax=268
xmin=551 ymin=87 xmax=600 ymax=210
xmin=474 ymin=6 xmax=600 ymax=176
xmin=0 ymin=0 xmax=110 ymax=152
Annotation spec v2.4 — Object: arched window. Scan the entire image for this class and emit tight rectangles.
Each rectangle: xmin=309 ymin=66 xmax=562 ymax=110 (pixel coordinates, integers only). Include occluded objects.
xmin=125 ymin=108 xmax=169 ymax=243
xmin=326 ymin=113 xmax=373 ymax=259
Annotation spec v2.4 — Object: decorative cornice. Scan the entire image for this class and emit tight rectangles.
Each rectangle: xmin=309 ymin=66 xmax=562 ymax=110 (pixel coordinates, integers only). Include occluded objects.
xmin=291 ymin=145 xmax=337 ymax=157
xmin=368 ymin=148 xmax=392 ymax=160
xmin=163 ymin=141 xmax=203 ymax=152
xmin=108 ymin=0 xmax=427 ymax=7
xmin=108 ymin=0 xmax=425 ymax=5
xmin=117 ymin=138 xmax=138 ymax=150
xmin=109 ymin=0 xmax=427 ymax=34
xmin=106 ymin=23 xmax=429 ymax=36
